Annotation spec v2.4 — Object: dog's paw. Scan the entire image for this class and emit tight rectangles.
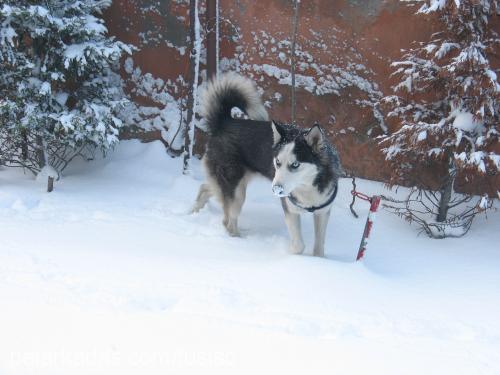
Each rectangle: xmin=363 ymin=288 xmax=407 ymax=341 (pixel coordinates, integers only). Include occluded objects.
xmin=313 ymin=246 xmax=325 ymax=257
xmin=289 ymin=241 xmax=305 ymax=255
xmin=226 ymin=227 xmax=241 ymax=237
xmin=224 ymin=220 xmax=241 ymax=237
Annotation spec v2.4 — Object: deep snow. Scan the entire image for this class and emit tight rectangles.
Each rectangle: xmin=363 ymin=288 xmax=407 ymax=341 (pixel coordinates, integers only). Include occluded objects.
xmin=0 ymin=140 xmax=499 ymax=375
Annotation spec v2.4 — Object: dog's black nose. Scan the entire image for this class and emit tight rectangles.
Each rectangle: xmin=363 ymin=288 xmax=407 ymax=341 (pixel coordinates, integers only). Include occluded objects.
xmin=272 ymin=184 xmax=285 ymax=197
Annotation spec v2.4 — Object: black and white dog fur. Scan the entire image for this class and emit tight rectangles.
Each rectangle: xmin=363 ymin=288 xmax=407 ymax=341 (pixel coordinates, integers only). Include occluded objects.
xmin=192 ymin=73 xmax=342 ymax=257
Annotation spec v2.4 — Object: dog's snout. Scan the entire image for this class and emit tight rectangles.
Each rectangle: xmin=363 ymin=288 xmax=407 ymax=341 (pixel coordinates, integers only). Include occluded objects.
xmin=272 ymin=184 xmax=287 ymax=197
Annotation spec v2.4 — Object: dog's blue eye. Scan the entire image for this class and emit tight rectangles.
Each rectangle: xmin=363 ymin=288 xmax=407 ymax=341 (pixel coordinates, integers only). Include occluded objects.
xmin=290 ymin=161 xmax=300 ymax=169
xmin=275 ymin=159 xmax=281 ymax=168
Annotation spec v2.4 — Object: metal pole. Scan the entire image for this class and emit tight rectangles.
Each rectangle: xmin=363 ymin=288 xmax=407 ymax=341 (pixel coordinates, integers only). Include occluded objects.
xmin=206 ymin=0 xmax=217 ymax=80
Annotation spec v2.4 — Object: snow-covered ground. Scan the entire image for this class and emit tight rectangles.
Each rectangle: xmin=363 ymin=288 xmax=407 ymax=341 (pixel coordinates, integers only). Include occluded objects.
xmin=1 ymin=140 xmax=499 ymax=375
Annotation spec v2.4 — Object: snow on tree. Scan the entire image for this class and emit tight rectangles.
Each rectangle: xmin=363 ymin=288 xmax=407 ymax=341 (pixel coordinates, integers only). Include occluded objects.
xmin=380 ymin=0 xmax=498 ymax=237
xmin=0 ymin=0 xmax=131 ymax=179
xmin=119 ymin=56 xmax=185 ymax=154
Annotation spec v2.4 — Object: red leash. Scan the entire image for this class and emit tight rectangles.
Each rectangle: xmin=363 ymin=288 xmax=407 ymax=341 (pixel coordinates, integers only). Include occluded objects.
xmin=351 ymin=191 xmax=381 ymax=261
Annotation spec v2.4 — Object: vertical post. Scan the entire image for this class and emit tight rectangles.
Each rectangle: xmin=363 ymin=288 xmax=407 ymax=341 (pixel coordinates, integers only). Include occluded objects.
xmin=47 ymin=176 xmax=54 ymax=193
xmin=206 ymin=0 xmax=217 ymax=80
xmin=215 ymin=0 xmax=219 ymax=75
xmin=290 ymin=0 xmax=299 ymax=125
xmin=356 ymin=196 xmax=381 ymax=261
xmin=183 ymin=0 xmax=201 ymax=174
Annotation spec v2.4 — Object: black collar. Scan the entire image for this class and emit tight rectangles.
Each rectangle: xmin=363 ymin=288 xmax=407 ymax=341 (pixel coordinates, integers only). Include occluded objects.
xmin=287 ymin=183 xmax=338 ymax=213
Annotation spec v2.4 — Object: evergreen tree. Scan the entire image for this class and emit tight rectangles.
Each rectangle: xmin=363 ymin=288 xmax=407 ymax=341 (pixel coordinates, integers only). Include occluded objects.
xmin=380 ymin=0 xmax=498 ymax=235
xmin=0 ymin=0 xmax=131 ymax=176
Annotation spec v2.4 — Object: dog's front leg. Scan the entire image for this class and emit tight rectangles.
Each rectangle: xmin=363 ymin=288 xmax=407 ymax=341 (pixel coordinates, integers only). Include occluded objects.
xmin=313 ymin=210 xmax=331 ymax=257
xmin=283 ymin=213 xmax=305 ymax=255
xmin=285 ymin=212 xmax=305 ymax=254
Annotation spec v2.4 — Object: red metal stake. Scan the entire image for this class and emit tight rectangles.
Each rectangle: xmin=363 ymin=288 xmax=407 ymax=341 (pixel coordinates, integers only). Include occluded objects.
xmin=356 ymin=195 xmax=381 ymax=261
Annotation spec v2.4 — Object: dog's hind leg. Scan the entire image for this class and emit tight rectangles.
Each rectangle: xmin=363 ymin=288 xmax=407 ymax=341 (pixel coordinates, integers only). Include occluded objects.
xmin=313 ymin=210 xmax=331 ymax=257
xmin=222 ymin=175 xmax=249 ymax=237
xmin=191 ymin=183 xmax=212 ymax=213
xmin=281 ymin=198 xmax=305 ymax=254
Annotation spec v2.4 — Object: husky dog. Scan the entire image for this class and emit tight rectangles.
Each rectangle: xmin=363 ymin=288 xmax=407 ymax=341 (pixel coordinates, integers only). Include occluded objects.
xmin=192 ymin=73 xmax=341 ymax=257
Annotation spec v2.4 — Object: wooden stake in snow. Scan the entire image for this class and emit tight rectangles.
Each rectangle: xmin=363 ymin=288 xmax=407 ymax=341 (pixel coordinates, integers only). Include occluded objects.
xmin=356 ymin=195 xmax=381 ymax=261
xmin=37 ymin=165 xmax=58 ymax=193
xmin=47 ymin=176 xmax=54 ymax=193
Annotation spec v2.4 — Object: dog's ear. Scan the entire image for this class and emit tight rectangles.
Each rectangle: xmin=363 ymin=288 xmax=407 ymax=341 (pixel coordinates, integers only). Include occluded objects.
xmin=271 ymin=121 xmax=283 ymax=146
xmin=305 ymin=124 xmax=325 ymax=152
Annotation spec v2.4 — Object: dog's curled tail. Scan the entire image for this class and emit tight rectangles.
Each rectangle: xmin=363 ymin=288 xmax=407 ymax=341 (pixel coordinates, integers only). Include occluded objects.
xmin=201 ymin=73 xmax=269 ymax=134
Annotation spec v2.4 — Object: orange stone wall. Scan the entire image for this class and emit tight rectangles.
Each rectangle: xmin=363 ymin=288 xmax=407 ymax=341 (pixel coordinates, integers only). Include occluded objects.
xmin=103 ymin=0 xmax=498 ymax=193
